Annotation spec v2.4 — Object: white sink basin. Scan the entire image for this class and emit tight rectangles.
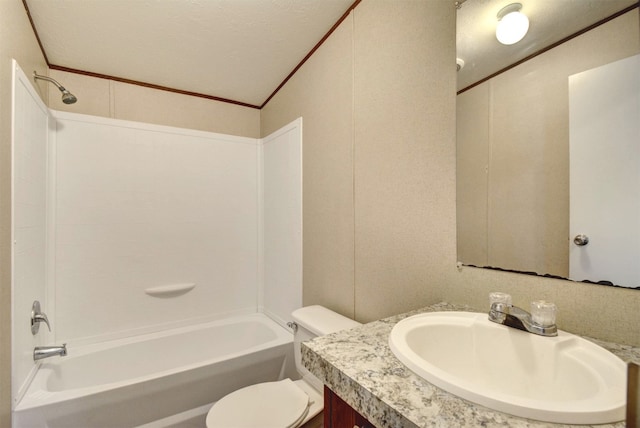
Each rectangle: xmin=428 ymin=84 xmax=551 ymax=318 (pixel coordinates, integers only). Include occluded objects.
xmin=388 ymin=311 xmax=626 ymax=424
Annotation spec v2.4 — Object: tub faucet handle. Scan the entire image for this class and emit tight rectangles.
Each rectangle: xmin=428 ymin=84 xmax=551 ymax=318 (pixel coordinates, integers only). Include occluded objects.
xmin=31 ymin=300 xmax=51 ymax=335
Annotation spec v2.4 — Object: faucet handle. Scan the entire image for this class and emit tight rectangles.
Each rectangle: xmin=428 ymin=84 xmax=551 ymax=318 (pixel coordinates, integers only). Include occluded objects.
xmin=31 ymin=300 xmax=51 ymax=335
xmin=489 ymin=292 xmax=512 ymax=308
xmin=531 ymin=300 xmax=557 ymax=328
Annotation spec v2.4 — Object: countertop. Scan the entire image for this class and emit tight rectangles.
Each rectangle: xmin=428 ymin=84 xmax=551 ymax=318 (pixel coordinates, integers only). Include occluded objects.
xmin=301 ymin=302 xmax=640 ymax=428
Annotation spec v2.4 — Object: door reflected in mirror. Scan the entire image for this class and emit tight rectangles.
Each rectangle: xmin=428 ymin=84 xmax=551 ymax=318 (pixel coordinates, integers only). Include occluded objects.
xmin=456 ymin=0 xmax=640 ymax=289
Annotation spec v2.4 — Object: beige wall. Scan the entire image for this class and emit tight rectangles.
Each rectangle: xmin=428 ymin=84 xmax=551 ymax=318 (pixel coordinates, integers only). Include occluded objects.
xmin=261 ymin=12 xmax=355 ymax=318
xmin=262 ymin=0 xmax=456 ymax=322
xmin=0 ymin=0 xmax=48 ymax=424
xmin=352 ymin=1 xmax=456 ymax=321
xmin=262 ymin=0 xmax=640 ymax=346
xmin=458 ymin=11 xmax=640 ymax=278
xmin=46 ymin=70 xmax=261 ymax=138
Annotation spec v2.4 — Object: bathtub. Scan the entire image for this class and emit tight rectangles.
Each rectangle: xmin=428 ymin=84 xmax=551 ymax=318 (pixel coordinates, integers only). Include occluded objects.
xmin=14 ymin=313 xmax=296 ymax=428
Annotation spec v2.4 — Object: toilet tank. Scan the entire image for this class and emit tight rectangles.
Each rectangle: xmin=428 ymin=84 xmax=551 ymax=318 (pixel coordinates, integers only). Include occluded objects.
xmin=291 ymin=305 xmax=361 ymax=390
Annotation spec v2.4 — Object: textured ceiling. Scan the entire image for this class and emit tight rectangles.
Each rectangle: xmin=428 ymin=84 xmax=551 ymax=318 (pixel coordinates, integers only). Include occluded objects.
xmin=25 ymin=0 xmax=355 ymax=107
xmin=456 ymin=0 xmax=638 ymax=91
xmin=24 ymin=0 xmax=638 ymax=106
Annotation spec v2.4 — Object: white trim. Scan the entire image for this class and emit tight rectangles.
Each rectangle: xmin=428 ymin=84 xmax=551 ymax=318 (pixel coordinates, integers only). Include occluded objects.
xmin=257 ymin=133 xmax=265 ymax=313
xmin=11 ymin=60 xmax=54 ymax=408
xmin=260 ymin=118 xmax=303 ymax=323
xmin=261 ymin=117 xmax=303 ymax=145
xmin=50 ymin=110 xmax=260 ymax=146
xmin=46 ymin=119 xmax=57 ymax=343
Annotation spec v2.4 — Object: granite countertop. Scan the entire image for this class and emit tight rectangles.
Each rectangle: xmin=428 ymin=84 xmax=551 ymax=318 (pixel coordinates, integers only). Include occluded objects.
xmin=301 ymin=302 xmax=640 ymax=428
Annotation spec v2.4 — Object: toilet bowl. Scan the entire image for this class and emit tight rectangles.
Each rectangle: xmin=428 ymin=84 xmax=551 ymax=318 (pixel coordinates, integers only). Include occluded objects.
xmin=205 ymin=306 xmax=361 ymax=428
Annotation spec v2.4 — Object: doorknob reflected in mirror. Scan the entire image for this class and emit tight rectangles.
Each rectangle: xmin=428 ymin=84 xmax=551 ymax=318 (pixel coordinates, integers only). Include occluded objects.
xmin=573 ymin=234 xmax=590 ymax=246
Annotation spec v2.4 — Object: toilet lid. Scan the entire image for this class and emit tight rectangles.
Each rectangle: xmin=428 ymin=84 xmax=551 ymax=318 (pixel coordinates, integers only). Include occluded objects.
xmin=206 ymin=379 xmax=310 ymax=428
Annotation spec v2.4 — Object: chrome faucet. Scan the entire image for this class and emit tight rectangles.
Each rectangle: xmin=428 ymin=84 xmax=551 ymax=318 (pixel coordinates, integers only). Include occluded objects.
xmin=488 ymin=293 xmax=558 ymax=337
xmin=31 ymin=300 xmax=51 ymax=335
xmin=34 ymin=343 xmax=67 ymax=361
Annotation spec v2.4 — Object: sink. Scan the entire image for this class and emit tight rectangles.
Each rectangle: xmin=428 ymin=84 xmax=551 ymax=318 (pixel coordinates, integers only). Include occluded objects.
xmin=388 ymin=311 xmax=626 ymax=424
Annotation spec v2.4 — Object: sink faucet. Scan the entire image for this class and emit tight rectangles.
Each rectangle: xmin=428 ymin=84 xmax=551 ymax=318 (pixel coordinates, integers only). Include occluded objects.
xmin=34 ymin=343 xmax=67 ymax=361
xmin=488 ymin=293 xmax=558 ymax=337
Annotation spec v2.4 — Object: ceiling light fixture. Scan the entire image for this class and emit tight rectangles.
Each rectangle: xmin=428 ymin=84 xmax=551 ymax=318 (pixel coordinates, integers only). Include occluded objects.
xmin=496 ymin=3 xmax=529 ymax=45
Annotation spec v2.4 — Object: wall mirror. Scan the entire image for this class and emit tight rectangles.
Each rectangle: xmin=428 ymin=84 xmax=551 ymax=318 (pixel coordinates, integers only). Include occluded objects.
xmin=456 ymin=0 xmax=640 ymax=289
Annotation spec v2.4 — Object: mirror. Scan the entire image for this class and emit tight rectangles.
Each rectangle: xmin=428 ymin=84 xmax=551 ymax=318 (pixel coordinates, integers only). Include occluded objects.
xmin=456 ymin=0 xmax=640 ymax=288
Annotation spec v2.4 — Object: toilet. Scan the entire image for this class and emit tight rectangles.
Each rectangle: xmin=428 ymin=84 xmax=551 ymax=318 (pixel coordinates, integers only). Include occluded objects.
xmin=205 ymin=305 xmax=361 ymax=428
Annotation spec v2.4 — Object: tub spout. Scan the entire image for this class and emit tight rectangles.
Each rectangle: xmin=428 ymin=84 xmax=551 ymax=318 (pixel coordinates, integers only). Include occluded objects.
xmin=34 ymin=343 xmax=67 ymax=361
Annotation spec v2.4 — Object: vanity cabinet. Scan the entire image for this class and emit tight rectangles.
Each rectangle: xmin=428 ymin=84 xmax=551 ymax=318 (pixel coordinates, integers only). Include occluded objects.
xmin=324 ymin=386 xmax=376 ymax=428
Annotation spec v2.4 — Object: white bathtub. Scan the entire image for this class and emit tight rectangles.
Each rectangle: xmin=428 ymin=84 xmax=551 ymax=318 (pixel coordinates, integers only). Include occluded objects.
xmin=14 ymin=313 xmax=296 ymax=428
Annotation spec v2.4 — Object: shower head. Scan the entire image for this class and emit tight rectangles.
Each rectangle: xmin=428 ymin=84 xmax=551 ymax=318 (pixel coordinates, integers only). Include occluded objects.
xmin=33 ymin=71 xmax=78 ymax=104
xmin=60 ymin=89 xmax=78 ymax=105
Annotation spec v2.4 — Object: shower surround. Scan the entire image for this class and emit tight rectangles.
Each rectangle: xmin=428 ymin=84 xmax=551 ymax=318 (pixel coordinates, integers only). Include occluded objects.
xmin=50 ymin=111 xmax=302 ymax=342
xmin=12 ymin=62 xmax=303 ymax=423
xmin=52 ymin=112 xmax=264 ymax=342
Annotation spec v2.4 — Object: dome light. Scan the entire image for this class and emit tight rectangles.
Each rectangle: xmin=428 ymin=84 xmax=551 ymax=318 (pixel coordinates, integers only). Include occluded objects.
xmin=496 ymin=3 xmax=529 ymax=45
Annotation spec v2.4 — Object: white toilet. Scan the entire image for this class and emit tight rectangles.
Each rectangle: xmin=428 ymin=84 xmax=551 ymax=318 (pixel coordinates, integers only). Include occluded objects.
xmin=205 ymin=305 xmax=361 ymax=428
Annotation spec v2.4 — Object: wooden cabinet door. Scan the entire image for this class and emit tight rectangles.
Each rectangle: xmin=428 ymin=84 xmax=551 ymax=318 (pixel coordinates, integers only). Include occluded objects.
xmin=323 ymin=386 xmax=376 ymax=428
